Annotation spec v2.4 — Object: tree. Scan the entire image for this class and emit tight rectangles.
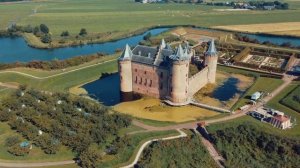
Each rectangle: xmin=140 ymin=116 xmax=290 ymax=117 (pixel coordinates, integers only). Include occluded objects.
xmin=40 ymin=24 xmax=49 ymax=34
xmin=61 ymin=31 xmax=70 ymax=37
xmin=79 ymin=28 xmax=87 ymax=36
xmin=41 ymin=34 xmax=52 ymax=43
xmin=79 ymin=144 xmax=102 ymax=168
xmin=33 ymin=26 xmax=40 ymax=35
xmin=5 ymin=136 xmax=21 ymax=147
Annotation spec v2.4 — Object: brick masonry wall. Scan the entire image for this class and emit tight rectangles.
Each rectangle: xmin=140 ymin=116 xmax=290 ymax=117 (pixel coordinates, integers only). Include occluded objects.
xmin=131 ymin=62 xmax=170 ymax=98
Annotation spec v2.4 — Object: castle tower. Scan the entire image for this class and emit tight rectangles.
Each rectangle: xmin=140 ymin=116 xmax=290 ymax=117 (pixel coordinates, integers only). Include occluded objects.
xmin=169 ymin=44 xmax=190 ymax=103
xmin=118 ymin=44 xmax=133 ymax=93
xmin=204 ymin=40 xmax=218 ymax=83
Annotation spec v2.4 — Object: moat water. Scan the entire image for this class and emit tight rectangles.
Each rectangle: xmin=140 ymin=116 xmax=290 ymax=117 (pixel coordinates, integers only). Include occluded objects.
xmin=212 ymin=77 xmax=242 ymax=101
xmin=0 ymin=28 xmax=169 ymax=63
xmin=83 ymin=74 xmax=242 ymax=106
xmin=1 ymin=27 xmax=300 ymax=63
xmin=82 ymin=73 xmax=141 ymax=106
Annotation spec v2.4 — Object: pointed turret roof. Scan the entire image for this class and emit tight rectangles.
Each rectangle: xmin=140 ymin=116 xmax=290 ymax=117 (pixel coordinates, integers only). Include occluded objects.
xmin=176 ymin=44 xmax=184 ymax=57
xmin=206 ymin=40 xmax=217 ymax=56
xmin=160 ymin=39 xmax=166 ymax=49
xmin=119 ymin=44 xmax=132 ymax=60
xmin=169 ymin=44 xmax=189 ymax=61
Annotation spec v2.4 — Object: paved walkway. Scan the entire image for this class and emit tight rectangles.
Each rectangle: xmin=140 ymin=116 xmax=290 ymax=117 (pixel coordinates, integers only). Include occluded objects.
xmin=120 ymin=129 xmax=187 ymax=168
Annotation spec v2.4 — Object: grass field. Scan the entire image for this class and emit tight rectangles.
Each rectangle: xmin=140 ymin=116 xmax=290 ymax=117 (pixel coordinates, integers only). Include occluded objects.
xmin=233 ymin=77 xmax=284 ymax=110
xmin=1 ymin=0 xmax=300 ymax=41
xmin=0 ymin=56 xmax=118 ymax=92
xmin=280 ymin=85 xmax=300 ymax=112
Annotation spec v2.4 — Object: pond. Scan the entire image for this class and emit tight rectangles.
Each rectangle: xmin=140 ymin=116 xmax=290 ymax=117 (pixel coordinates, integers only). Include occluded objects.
xmin=82 ymin=73 xmax=140 ymax=106
xmin=212 ymin=77 xmax=243 ymax=102
xmin=0 ymin=27 xmax=169 ymax=63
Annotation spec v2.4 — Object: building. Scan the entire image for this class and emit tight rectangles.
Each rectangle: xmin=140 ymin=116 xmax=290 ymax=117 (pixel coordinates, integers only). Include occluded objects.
xmin=270 ymin=115 xmax=291 ymax=129
xmin=118 ymin=39 xmax=218 ymax=104
xmin=251 ymin=92 xmax=261 ymax=101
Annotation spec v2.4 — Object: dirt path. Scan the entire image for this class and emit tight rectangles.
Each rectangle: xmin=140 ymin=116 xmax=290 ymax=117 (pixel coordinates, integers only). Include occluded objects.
xmin=0 ymin=82 xmax=19 ymax=89
xmin=0 ymin=160 xmax=75 ymax=168
xmin=120 ymin=129 xmax=187 ymax=168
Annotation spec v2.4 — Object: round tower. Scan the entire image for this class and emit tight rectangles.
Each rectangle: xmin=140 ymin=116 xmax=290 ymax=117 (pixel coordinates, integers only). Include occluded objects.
xmin=204 ymin=40 xmax=218 ymax=84
xmin=169 ymin=45 xmax=190 ymax=104
xmin=119 ymin=44 xmax=133 ymax=93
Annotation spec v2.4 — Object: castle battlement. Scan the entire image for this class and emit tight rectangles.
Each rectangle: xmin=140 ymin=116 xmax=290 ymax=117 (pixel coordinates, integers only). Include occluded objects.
xmin=118 ymin=39 xmax=218 ymax=104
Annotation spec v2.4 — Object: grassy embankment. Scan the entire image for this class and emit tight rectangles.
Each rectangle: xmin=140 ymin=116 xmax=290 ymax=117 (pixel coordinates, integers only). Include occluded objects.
xmin=1 ymin=0 xmax=300 ymax=47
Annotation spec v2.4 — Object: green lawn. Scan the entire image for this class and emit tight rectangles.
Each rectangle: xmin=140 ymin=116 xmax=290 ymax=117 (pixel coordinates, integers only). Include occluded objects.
xmin=0 ymin=57 xmax=118 ymax=92
xmin=232 ymin=77 xmax=283 ymax=110
xmin=280 ymin=85 xmax=300 ymax=112
xmin=1 ymin=0 xmax=300 ymax=39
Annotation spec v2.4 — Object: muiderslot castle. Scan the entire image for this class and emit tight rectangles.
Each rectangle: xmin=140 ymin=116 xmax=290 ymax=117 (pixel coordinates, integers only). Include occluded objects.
xmin=118 ymin=39 xmax=218 ymax=105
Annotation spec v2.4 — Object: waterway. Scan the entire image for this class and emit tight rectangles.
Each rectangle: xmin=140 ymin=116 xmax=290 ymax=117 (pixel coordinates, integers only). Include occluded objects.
xmin=212 ymin=77 xmax=242 ymax=101
xmin=0 ymin=28 xmax=169 ymax=63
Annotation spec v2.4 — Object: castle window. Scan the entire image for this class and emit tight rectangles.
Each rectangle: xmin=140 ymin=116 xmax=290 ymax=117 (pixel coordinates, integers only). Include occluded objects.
xmin=144 ymin=71 xmax=147 ymax=75
xmin=140 ymin=77 xmax=142 ymax=84
xmin=160 ymin=83 xmax=163 ymax=90
xmin=149 ymin=80 xmax=152 ymax=87
xmin=144 ymin=79 xmax=147 ymax=86
xmin=135 ymin=76 xmax=137 ymax=83
xmin=135 ymin=69 xmax=137 ymax=72
xmin=170 ymin=87 xmax=172 ymax=92
xmin=160 ymin=72 xmax=163 ymax=78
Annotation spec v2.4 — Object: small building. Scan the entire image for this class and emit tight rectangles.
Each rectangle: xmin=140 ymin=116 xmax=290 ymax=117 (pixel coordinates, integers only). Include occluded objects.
xmin=251 ymin=92 xmax=261 ymax=101
xmin=270 ymin=115 xmax=291 ymax=129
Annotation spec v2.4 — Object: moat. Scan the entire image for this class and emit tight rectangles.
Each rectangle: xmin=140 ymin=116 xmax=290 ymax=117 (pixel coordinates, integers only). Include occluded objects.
xmin=83 ymin=74 xmax=242 ymax=106
xmin=0 ymin=27 xmax=300 ymax=63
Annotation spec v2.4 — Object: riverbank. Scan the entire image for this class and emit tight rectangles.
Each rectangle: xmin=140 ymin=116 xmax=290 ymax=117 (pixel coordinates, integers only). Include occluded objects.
xmin=4 ymin=26 xmax=173 ymax=49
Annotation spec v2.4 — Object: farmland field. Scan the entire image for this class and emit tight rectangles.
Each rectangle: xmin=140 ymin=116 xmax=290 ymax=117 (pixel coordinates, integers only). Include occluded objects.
xmin=280 ymin=85 xmax=300 ymax=112
xmin=1 ymin=0 xmax=300 ymax=39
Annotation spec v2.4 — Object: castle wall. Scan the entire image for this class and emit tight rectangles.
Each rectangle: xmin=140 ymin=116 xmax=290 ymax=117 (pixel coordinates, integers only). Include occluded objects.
xmin=131 ymin=62 xmax=169 ymax=98
xmin=188 ymin=66 xmax=209 ymax=96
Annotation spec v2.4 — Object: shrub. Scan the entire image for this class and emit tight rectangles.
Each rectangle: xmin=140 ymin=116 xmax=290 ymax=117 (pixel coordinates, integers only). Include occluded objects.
xmin=41 ymin=34 xmax=52 ymax=43
xmin=40 ymin=24 xmax=49 ymax=34
xmin=5 ymin=136 xmax=21 ymax=147
xmin=8 ymin=144 xmax=30 ymax=156
xmin=79 ymin=28 xmax=87 ymax=36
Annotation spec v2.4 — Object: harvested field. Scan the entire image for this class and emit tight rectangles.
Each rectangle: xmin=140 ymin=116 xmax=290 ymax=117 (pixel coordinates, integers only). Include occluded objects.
xmin=214 ymin=22 xmax=300 ymax=37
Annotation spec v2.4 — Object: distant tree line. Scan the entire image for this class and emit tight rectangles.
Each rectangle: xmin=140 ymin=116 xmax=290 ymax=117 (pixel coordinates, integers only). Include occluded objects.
xmin=206 ymin=1 xmax=289 ymax=10
xmin=0 ymin=0 xmax=23 ymax=2
xmin=0 ymin=88 xmax=131 ymax=167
